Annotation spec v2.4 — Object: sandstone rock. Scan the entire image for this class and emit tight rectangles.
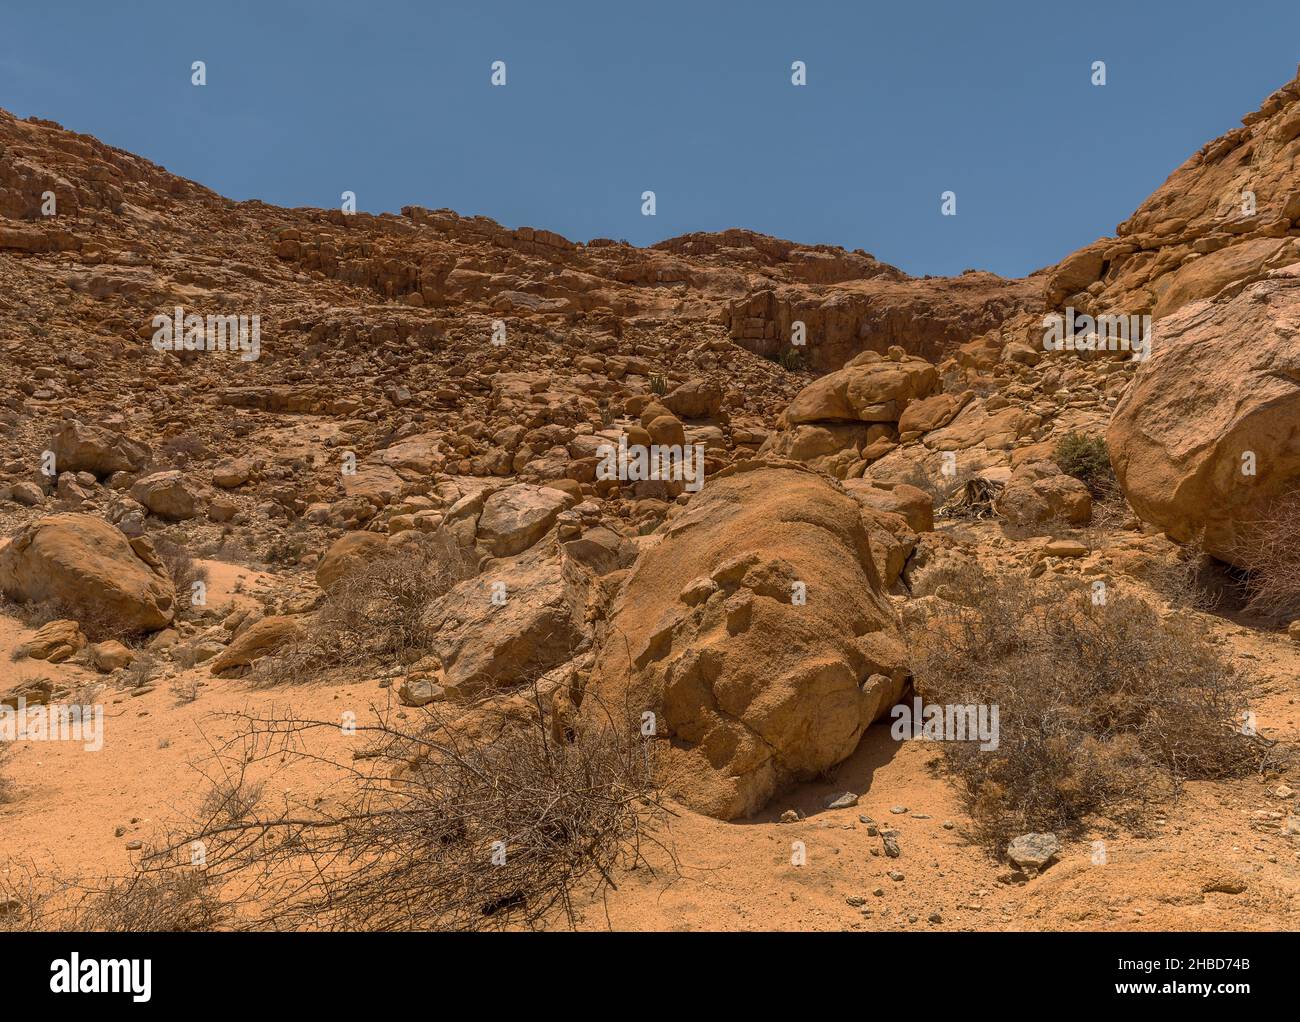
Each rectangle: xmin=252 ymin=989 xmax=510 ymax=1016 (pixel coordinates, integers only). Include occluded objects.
xmin=425 ymin=545 xmax=589 ymax=697
xmin=1006 ymin=832 xmax=1059 ymax=872
xmin=20 ymin=619 xmax=85 ymax=662
xmin=784 ymin=351 xmax=937 ymax=425
xmin=586 ymin=463 xmax=907 ymax=820
xmin=209 ymin=615 xmax=302 ymax=676
xmin=315 ymin=532 xmax=390 ymax=591
xmin=663 ymin=379 xmax=723 ymax=419
xmin=51 ymin=420 xmax=148 ymax=477
xmin=843 ymin=480 xmax=934 ymax=532
xmin=212 ymin=458 xmax=252 ymax=488
xmin=1107 ymin=266 xmax=1300 ymax=564
xmin=994 ymin=461 xmax=1092 ymax=527
xmin=475 ymin=484 xmax=571 ymax=558
xmin=0 ymin=513 xmax=175 ymax=633
xmin=129 ymin=470 xmax=198 ymax=520
xmin=10 ymin=481 xmax=44 ymax=506
xmin=91 ymin=639 xmax=134 ymax=672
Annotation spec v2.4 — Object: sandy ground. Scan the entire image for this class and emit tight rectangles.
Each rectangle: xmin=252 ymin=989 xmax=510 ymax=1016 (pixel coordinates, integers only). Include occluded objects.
xmin=2 ymin=564 xmax=1297 ymax=931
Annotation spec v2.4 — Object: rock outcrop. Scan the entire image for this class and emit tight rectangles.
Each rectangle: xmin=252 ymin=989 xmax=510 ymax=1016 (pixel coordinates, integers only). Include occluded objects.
xmin=585 ymin=463 xmax=908 ymax=820
xmin=0 ymin=513 xmax=175 ymax=632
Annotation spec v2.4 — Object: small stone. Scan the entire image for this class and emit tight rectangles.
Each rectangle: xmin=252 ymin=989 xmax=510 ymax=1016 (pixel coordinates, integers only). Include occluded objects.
xmin=825 ymin=791 xmax=859 ymax=810
xmin=882 ymin=832 xmax=901 ymax=858
xmin=125 ymin=840 xmax=143 ymax=850
xmin=889 ymin=805 xmax=908 ymax=815
xmin=873 ymin=887 xmax=885 ymax=897
xmin=888 ymin=870 xmax=905 ymax=882
xmin=846 ymin=895 xmax=866 ymax=907
xmin=928 ymin=912 xmax=942 ymax=923
xmin=779 ymin=809 xmax=800 ymax=824
xmin=943 ymin=820 xmax=955 ymax=830
xmin=1006 ymin=832 xmax=1060 ymax=872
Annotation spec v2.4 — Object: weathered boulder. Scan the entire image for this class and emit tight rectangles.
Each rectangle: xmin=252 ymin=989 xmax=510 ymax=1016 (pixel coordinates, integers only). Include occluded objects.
xmin=315 ymin=532 xmax=391 ymax=591
xmin=423 ymin=542 xmax=597 ymax=697
xmin=1107 ymin=265 xmax=1300 ymax=563
xmin=662 ymin=379 xmax=723 ymax=420
xmin=475 ymin=484 xmax=572 ymax=558
xmin=842 ymin=480 xmax=934 ymax=532
xmin=994 ymin=461 xmax=1092 ymax=527
xmin=51 ymin=420 xmax=149 ymax=477
xmin=0 ymin=514 xmax=175 ymax=632
xmin=209 ymin=615 xmax=303 ymax=676
xmin=20 ymin=619 xmax=85 ymax=662
xmin=585 ymin=462 xmax=908 ymax=820
xmin=129 ymin=470 xmax=198 ymax=520
xmin=783 ymin=350 xmax=937 ymax=425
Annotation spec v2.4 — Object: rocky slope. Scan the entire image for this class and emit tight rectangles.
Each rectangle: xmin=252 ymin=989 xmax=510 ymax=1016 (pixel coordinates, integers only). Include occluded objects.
xmin=2 ymin=64 xmax=1300 ymax=931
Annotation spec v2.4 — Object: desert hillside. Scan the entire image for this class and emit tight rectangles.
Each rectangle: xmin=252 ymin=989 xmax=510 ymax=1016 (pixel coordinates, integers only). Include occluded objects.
xmin=1 ymin=64 xmax=1299 ymax=933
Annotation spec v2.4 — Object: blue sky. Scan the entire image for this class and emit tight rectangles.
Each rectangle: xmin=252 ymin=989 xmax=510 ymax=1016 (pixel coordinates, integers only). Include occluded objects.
xmin=2 ymin=0 xmax=1297 ymax=277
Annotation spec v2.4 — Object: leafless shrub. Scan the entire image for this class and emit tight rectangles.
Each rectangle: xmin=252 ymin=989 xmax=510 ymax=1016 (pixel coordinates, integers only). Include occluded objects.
xmin=1236 ymin=487 xmax=1300 ymax=622
xmin=259 ymin=532 xmax=474 ymax=679
xmin=143 ymin=688 xmax=671 ymax=931
xmin=153 ymin=535 xmax=209 ymax=613
xmin=1146 ymin=532 xmax=1220 ymax=612
xmin=0 ymin=746 xmax=16 ymax=805
xmin=169 ymin=676 xmax=202 ymax=704
xmin=905 ymin=566 xmax=1266 ymax=854
xmin=122 ymin=651 xmax=162 ymax=689
xmin=0 ymin=867 xmax=224 ymax=933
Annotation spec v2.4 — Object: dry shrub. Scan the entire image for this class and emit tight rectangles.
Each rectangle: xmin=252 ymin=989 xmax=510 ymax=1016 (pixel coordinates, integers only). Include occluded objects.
xmin=153 ymin=535 xmax=209 ymax=613
xmin=1236 ymin=486 xmax=1300 ymax=622
xmin=169 ymin=676 xmax=201 ymax=704
xmin=262 ymin=532 xmax=473 ymax=679
xmin=905 ymin=566 xmax=1265 ymax=853
xmin=0 ymin=868 xmax=224 ymax=933
xmin=150 ymin=689 xmax=669 ymax=931
xmin=122 ymin=651 xmax=162 ymax=689
xmin=0 ymin=593 xmax=120 ymax=644
xmin=0 ymin=746 xmax=15 ymax=805
xmin=1146 ymin=532 xmax=1220 ymax=612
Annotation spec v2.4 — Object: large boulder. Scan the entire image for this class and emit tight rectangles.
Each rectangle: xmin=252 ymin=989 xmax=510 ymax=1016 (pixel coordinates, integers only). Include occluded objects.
xmin=994 ymin=461 xmax=1092 ymax=528
xmin=783 ymin=350 xmax=937 ymax=425
xmin=315 ymin=532 xmax=391 ymax=591
xmin=475 ymin=484 xmax=572 ymax=558
xmin=51 ymin=420 xmax=149 ymax=477
xmin=585 ymin=462 xmax=908 ymax=820
xmin=424 ymin=545 xmax=589 ymax=698
xmin=0 ymin=514 xmax=175 ymax=632
xmin=20 ymin=619 xmax=85 ymax=662
xmin=1107 ymin=265 xmax=1300 ymax=563
xmin=209 ymin=615 xmax=303 ymax=676
xmin=129 ymin=470 xmax=198 ymax=520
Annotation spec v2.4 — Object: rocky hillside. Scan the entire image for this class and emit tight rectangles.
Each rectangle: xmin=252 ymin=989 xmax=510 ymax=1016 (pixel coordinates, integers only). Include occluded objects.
xmin=2 ymin=64 xmax=1299 ymax=931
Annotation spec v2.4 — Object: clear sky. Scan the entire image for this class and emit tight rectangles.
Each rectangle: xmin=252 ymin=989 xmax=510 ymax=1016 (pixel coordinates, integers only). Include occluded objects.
xmin=2 ymin=0 xmax=1298 ymax=278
